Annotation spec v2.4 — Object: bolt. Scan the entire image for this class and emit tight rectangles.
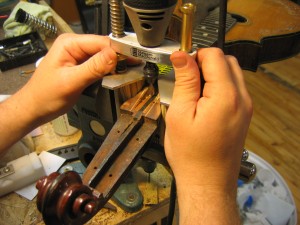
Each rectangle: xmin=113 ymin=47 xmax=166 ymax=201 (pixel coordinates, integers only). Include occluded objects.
xmin=3 ymin=167 xmax=10 ymax=173
xmin=127 ymin=193 xmax=136 ymax=202
xmin=116 ymin=53 xmax=127 ymax=73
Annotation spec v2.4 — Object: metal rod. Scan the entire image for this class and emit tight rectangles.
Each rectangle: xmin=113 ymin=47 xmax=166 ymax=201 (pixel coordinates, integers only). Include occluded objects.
xmin=180 ymin=3 xmax=196 ymax=52
xmin=102 ymin=0 xmax=109 ymax=35
xmin=94 ymin=3 xmax=102 ymax=34
xmin=109 ymin=0 xmax=125 ymax=37
xmin=217 ymin=0 xmax=228 ymax=50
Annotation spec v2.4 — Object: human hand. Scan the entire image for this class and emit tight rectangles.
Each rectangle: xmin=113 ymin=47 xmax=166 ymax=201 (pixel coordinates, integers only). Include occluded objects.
xmin=19 ymin=33 xmax=117 ymax=124
xmin=165 ymin=48 xmax=252 ymax=192
xmin=0 ymin=33 xmax=119 ymax=156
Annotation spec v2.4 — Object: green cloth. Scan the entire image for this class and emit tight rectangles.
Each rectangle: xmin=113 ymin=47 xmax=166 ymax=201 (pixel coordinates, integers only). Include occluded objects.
xmin=3 ymin=1 xmax=52 ymax=38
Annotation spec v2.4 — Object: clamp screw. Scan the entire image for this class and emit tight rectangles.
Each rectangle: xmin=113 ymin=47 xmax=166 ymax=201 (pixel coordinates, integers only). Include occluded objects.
xmin=180 ymin=3 xmax=196 ymax=52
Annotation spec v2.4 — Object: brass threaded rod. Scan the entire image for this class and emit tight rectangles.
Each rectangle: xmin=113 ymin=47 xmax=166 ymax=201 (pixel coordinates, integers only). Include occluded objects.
xmin=110 ymin=0 xmax=127 ymax=74
xmin=180 ymin=3 xmax=196 ymax=52
xmin=110 ymin=0 xmax=125 ymax=37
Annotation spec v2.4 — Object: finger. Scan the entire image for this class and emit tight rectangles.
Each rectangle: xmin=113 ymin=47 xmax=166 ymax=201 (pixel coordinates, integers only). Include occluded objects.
xmin=169 ymin=51 xmax=201 ymax=112
xmin=49 ymin=33 xmax=111 ymax=63
xmin=72 ymin=47 xmax=117 ymax=85
xmin=66 ymin=33 xmax=110 ymax=54
xmin=226 ymin=55 xmax=253 ymax=115
xmin=225 ymin=55 xmax=248 ymax=95
xmin=197 ymin=48 xmax=234 ymax=84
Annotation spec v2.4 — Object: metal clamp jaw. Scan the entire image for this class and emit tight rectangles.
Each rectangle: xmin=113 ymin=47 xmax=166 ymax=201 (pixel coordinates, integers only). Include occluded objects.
xmin=109 ymin=1 xmax=197 ymax=66
xmin=110 ymin=32 xmax=185 ymax=66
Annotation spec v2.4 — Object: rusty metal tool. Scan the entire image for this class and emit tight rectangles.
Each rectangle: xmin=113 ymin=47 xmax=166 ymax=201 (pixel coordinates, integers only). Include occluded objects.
xmin=82 ymin=87 xmax=161 ymax=204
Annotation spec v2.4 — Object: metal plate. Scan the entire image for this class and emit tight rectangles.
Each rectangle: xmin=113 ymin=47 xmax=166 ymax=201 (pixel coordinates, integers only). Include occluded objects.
xmin=110 ymin=32 xmax=196 ymax=66
xmin=102 ymin=64 xmax=144 ymax=90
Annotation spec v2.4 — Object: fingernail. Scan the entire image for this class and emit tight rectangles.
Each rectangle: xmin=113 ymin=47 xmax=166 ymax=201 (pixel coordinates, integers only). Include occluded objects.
xmin=172 ymin=56 xmax=187 ymax=69
xmin=103 ymin=48 xmax=116 ymax=65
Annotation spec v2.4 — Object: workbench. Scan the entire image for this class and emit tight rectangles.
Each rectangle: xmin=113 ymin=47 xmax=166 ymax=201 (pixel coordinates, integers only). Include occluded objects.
xmin=0 ymin=1 xmax=299 ymax=225
xmin=0 ymin=122 xmax=173 ymax=225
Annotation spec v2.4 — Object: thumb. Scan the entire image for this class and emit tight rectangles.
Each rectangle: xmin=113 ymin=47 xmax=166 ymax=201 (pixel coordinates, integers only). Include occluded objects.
xmin=170 ymin=51 xmax=201 ymax=107
xmin=74 ymin=47 xmax=117 ymax=85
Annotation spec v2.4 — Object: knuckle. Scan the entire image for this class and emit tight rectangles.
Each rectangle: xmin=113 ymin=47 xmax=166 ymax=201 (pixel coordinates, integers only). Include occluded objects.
xmin=198 ymin=47 xmax=225 ymax=60
xmin=53 ymin=33 xmax=74 ymax=49
xmin=86 ymin=57 xmax=103 ymax=76
xmin=226 ymin=55 xmax=239 ymax=65
xmin=56 ymin=33 xmax=72 ymax=42
xmin=228 ymin=88 xmax=240 ymax=108
xmin=85 ymin=53 xmax=114 ymax=77
xmin=227 ymin=88 xmax=253 ymax=119
xmin=245 ymin=94 xmax=253 ymax=117
xmin=209 ymin=47 xmax=225 ymax=58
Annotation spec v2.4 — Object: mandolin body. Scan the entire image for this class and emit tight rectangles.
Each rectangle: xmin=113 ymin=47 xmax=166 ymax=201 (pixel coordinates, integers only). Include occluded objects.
xmin=225 ymin=0 xmax=300 ymax=71
xmin=169 ymin=0 xmax=300 ymax=71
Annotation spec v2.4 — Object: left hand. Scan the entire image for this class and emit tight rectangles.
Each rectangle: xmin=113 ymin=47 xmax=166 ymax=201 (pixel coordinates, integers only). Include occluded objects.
xmin=0 ymin=33 xmax=117 ymax=155
xmin=19 ymin=33 xmax=117 ymax=123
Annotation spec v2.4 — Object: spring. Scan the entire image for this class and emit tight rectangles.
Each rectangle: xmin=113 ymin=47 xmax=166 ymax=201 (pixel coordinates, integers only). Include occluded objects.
xmin=15 ymin=8 xmax=57 ymax=37
xmin=109 ymin=0 xmax=125 ymax=37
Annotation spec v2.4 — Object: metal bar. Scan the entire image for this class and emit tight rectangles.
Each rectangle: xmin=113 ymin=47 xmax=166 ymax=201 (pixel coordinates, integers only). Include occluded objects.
xmin=101 ymin=0 xmax=109 ymax=35
xmin=217 ymin=0 xmax=228 ymax=50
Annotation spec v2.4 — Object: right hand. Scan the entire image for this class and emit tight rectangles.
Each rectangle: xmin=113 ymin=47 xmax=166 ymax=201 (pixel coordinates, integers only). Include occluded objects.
xmin=164 ymin=48 xmax=253 ymax=191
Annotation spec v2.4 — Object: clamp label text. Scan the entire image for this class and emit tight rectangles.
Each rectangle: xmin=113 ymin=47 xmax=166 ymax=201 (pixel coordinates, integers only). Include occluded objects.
xmin=130 ymin=48 xmax=160 ymax=62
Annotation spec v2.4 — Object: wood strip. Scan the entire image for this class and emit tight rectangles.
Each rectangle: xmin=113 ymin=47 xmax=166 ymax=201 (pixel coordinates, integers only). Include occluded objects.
xmin=260 ymin=54 xmax=300 ymax=90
